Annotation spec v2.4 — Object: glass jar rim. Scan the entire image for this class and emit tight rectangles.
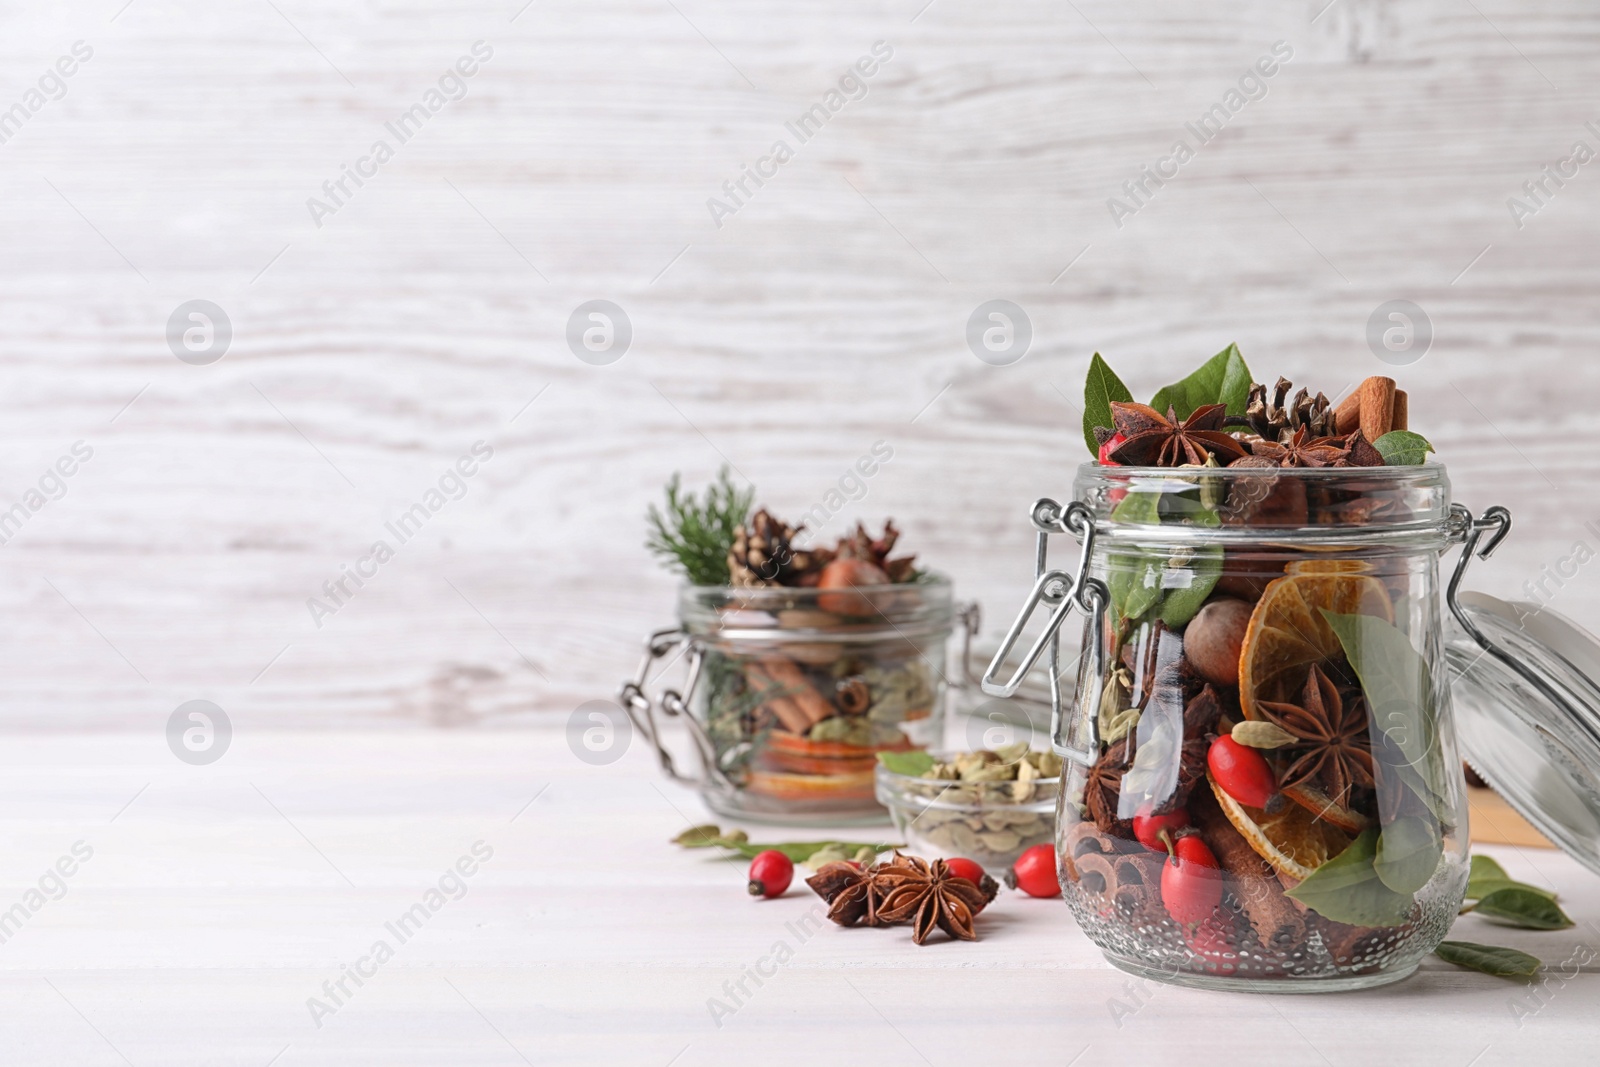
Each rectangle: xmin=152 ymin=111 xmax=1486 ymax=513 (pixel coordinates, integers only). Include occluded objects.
xmin=677 ymin=571 xmax=955 ymax=640
xmin=1072 ymin=461 xmax=1457 ymax=545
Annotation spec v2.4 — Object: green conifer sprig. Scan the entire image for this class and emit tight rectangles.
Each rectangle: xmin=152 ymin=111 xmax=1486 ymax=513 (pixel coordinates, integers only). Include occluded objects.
xmin=645 ymin=467 xmax=753 ymax=586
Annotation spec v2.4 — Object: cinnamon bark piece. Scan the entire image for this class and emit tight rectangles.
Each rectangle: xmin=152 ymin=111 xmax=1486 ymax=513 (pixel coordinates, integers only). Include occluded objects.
xmin=743 ymin=664 xmax=814 ymax=734
xmin=756 ymin=656 xmax=835 ymax=729
xmin=1191 ymin=786 xmax=1311 ymax=952
xmin=1334 ymin=391 xmax=1361 ymax=436
xmin=1391 ymin=390 xmax=1408 ymax=431
xmin=1357 ymin=376 xmax=1396 ymax=443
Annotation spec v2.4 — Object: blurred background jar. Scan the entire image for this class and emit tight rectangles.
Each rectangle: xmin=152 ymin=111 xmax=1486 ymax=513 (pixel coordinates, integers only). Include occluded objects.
xmin=623 ymin=576 xmax=965 ymax=824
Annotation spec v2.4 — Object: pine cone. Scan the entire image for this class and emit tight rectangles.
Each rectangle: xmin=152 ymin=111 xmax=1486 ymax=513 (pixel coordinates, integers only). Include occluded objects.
xmin=728 ymin=509 xmax=833 ymax=587
xmin=835 ymin=520 xmax=917 ymax=583
xmin=1245 ymin=377 xmax=1337 ymax=443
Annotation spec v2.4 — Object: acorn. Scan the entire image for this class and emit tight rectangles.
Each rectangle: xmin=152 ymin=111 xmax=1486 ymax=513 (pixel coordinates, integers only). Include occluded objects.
xmin=1182 ymin=598 xmax=1253 ymax=687
xmin=816 ymin=558 xmax=891 ymax=617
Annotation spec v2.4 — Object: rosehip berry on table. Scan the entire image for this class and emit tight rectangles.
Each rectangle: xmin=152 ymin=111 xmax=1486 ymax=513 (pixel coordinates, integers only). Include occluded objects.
xmin=1132 ymin=807 xmax=1190 ymax=853
xmin=747 ymin=850 xmax=794 ymax=899
xmin=1207 ymin=735 xmax=1283 ymax=812
xmin=1160 ymin=833 xmax=1222 ymax=927
xmin=1005 ymin=844 xmax=1061 ymax=898
xmin=943 ymin=857 xmax=985 ymax=885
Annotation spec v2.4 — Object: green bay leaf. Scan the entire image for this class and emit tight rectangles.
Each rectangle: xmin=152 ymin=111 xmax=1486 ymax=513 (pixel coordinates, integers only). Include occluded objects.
xmin=1149 ymin=343 xmax=1253 ymax=421
xmin=1284 ymin=828 xmax=1415 ymax=926
xmin=1434 ymin=941 xmax=1542 ymax=978
xmin=1158 ymin=544 xmax=1224 ymax=627
xmin=1375 ymin=814 xmax=1444 ymax=894
xmin=1374 ymin=430 xmax=1435 ymax=466
xmin=876 ymin=750 xmax=936 ymax=777
xmin=1321 ymin=610 xmax=1448 ymax=807
xmin=1471 ymin=887 xmax=1575 ymax=930
xmin=1083 ymin=352 xmax=1134 ymax=457
xmin=1465 ymin=854 xmax=1558 ymax=903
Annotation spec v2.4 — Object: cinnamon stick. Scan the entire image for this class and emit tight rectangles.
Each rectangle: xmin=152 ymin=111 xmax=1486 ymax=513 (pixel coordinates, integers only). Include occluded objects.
xmin=756 ymin=657 xmax=835 ymax=729
xmin=1334 ymin=391 xmax=1361 ymax=436
xmin=743 ymin=664 xmax=814 ymax=733
xmin=1391 ymin=390 xmax=1408 ymax=432
xmin=1358 ymin=376 xmax=1396 ymax=443
xmin=1192 ymin=787 xmax=1310 ymax=951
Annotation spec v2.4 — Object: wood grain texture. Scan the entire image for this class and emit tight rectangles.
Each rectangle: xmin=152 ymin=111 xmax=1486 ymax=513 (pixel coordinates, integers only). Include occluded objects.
xmin=0 ymin=727 xmax=1594 ymax=1065
xmin=1 ymin=2 xmax=1600 ymax=726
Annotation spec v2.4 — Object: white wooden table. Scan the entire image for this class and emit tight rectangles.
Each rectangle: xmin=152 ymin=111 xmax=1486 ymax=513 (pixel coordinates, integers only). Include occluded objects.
xmin=2 ymin=723 xmax=1595 ymax=1066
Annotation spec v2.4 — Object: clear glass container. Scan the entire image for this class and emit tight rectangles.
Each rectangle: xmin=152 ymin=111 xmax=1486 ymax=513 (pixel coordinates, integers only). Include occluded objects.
xmin=985 ymin=464 xmax=1477 ymax=992
xmin=623 ymin=576 xmax=961 ymax=825
xmin=876 ymin=754 xmax=1059 ymax=870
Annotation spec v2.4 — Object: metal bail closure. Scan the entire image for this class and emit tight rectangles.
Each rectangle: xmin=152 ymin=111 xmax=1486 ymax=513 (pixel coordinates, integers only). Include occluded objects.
xmin=981 ymin=499 xmax=1108 ymax=766
xmin=1446 ymin=504 xmax=1600 ymax=875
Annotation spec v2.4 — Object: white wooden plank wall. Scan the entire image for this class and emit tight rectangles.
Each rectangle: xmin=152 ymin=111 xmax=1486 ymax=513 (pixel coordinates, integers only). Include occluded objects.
xmin=1 ymin=0 xmax=1598 ymax=728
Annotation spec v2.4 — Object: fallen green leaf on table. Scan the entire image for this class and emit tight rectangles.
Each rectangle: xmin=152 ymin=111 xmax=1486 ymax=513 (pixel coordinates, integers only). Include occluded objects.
xmin=671 ymin=825 xmax=902 ymax=865
xmin=1465 ymin=854 xmax=1558 ymax=902
xmin=876 ymin=750 xmax=936 ymax=777
xmin=1459 ymin=854 xmax=1572 ymax=928
xmin=1434 ymin=941 xmax=1542 ymax=978
xmin=1468 ymin=887 xmax=1575 ymax=930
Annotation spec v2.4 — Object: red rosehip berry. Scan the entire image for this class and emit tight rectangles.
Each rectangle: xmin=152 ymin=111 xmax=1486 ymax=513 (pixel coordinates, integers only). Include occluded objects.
xmin=1207 ymin=735 xmax=1283 ymax=812
xmin=1097 ymin=432 xmax=1128 ymax=466
xmin=1132 ymin=807 xmax=1190 ymax=853
xmin=747 ymin=850 xmax=794 ymax=899
xmin=1184 ymin=912 xmax=1239 ymax=975
xmin=1160 ymin=833 xmax=1222 ymax=927
xmin=1006 ymin=844 xmax=1061 ymax=898
xmin=943 ymin=857 xmax=985 ymax=884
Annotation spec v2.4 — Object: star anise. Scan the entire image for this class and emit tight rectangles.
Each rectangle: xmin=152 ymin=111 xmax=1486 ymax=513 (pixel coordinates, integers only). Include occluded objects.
xmin=1107 ymin=403 xmax=1250 ymax=467
xmin=1247 ymin=426 xmax=1352 ymax=468
xmin=1084 ymin=738 xmax=1132 ymax=834
xmin=806 ymin=861 xmax=886 ymax=927
xmin=1254 ymin=664 xmax=1374 ymax=806
xmin=876 ymin=855 xmax=991 ymax=944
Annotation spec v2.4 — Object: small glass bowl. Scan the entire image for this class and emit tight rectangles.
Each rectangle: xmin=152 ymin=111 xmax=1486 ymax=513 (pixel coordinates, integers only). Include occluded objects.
xmin=874 ymin=756 xmax=1059 ymax=870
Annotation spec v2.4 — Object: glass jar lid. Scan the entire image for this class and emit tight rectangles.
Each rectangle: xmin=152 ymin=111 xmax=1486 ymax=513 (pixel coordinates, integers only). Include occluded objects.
xmin=1447 ymin=591 xmax=1600 ymax=875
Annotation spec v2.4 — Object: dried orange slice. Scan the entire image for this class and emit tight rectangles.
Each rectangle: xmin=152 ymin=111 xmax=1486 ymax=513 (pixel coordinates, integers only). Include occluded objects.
xmin=745 ymin=768 xmax=876 ymax=800
xmin=1284 ymin=558 xmax=1377 ymax=576
xmin=1208 ymin=776 xmax=1352 ymax=880
xmin=1281 ymin=781 xmax=1372 ymax=834
xmin=1237 ymin=571 xmax=1393 ymax=720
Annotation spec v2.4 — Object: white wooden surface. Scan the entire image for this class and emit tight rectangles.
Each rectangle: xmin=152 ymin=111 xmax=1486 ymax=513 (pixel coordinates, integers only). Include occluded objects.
xmin=1 ymin=2 xmax=1600 ymax=727
xmin=0 ymin=723 xmax=1592 ymax=1066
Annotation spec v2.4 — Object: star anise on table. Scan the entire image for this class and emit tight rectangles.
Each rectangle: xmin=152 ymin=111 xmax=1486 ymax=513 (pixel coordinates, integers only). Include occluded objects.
xmin=806 ymin=861 xmax=886 ymax=927
xmin=1253 ymin=664 xmax=1375 ymax=806
xmin=1107 ymin=402 xmax=1250 ymax=467
xmin=876 ymin=855 xmax=993 ymax=945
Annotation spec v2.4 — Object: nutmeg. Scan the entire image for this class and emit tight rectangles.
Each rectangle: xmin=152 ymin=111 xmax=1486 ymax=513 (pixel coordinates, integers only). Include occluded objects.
xmin=1181 ymin=598 xmax=1254 ymax=687
xmin=816 ymin=558 xmax=891 ymax=617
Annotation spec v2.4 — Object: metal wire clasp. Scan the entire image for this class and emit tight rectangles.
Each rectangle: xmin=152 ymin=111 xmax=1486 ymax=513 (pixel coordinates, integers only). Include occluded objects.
xmin=980 ymin=498 xmax=1109 ymax=766
xmin=618 ymin=628 xmax=727 ymax=788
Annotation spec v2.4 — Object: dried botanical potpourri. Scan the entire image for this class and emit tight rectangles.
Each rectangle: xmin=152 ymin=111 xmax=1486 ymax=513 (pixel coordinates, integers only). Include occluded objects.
xmin=875 ymin=746 xmax=1061 ymax=868
xmin=806 ymin=852 xmax=1000 ymax=945
xmin=638 ymin=469 xmax=954 ymax=821
xmin=1043 ymin=347 xmax=1474 ymax=990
